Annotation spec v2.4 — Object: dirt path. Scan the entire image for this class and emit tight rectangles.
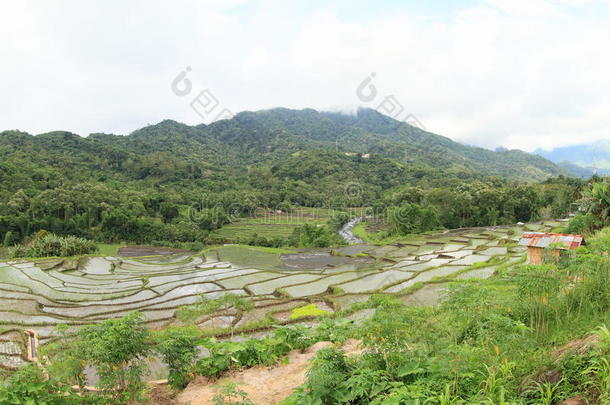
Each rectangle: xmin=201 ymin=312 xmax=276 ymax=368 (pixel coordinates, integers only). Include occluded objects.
xmin=177 ymin=339 xmax=362 ymax=405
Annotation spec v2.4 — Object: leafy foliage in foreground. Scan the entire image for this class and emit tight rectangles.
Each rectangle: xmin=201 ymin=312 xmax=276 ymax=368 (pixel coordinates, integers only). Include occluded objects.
xmin=154 ymin=327 xmax=200 ymax=389
xmin=27 ymin=308 xmax=355 ymax=403
xmin=286 ymin=232 xmax=610 ymax=404
xmin=0 ymin=363 xmax=111 ymax=405
xmin=40 ymin=313 xmax=151 ymax=403
xmin=0 ymin=364 xmax=80 ymax=405
xmin=193 ymin=319 xmax=354 ymax=380
xmin=78 ymin=313 xmax=150 ymax=400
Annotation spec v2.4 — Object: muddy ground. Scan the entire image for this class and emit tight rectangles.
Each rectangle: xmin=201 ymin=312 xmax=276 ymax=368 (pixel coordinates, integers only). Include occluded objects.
xmin=176 ymin=339 xmax=363 ymax=405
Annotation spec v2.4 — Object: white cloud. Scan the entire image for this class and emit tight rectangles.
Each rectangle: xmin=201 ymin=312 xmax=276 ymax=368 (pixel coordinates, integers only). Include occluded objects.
xmin=484 ymin=0 xmax=562 ymax=17
xmin=0 ymin=0 xmax=609 ymax=152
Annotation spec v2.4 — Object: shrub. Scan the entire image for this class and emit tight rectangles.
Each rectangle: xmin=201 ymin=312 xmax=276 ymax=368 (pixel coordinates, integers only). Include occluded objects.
xmin=387 ymin=203 xmax=440 ymax=235
xmin=244 ymin=234 xmax=290 ymax=248
xmin=290 ymin=224 xmax=344 ymax=248
xmin=2 ymin=231 xmax=13 ymax=247
xmin=194 ymin=344 xmax=231 ymax=378
xmin=0 ymin=364 xmax=80 ymax=405
xmin=155 ymin=328 xmax=199 ymax=389
xmin=77 ymin=312 xmax=150 ymax=400
xmin=213 ymin=383 xmax=254 ymax=405
xmin=567 ymin=213 xmax=598 ymax=234
xmin=273 ymin=324 xmax=316 ymax=351
xmin=296 ymin=347 xmax=352 ymax=403
xmin=313 ymin=318 xmax=355 ymax=343
xmin=194 ymin=323 xmax=341 ymax=379
xmin=176 ymin=293 xmax=253 ymax=322
xmin=328 ymin=212 xmax=350 ymax=230
xmin=39 ymin=324 xmax=88 ymax=389
xmin=8 ymin=231 xmax=98 ymax=258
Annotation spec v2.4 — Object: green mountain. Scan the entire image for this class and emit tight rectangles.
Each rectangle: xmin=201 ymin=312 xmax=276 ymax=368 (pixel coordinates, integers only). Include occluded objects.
xmin=0 ymin=107 xmax=579 ymax=247
xmin=0 ymin=107 xmax=567 ymax=192
xmin=0 ymin=108 xmax=568 ymax=200
xmin=193 ymin=107 xmax=567 ymax=181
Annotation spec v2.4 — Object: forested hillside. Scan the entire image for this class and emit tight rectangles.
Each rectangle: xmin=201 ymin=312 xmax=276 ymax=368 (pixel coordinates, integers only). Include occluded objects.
xmin=1 ymin=108 xmax=567 ymax=188
xmin=0 ymin=108 xmax=577 ymax=247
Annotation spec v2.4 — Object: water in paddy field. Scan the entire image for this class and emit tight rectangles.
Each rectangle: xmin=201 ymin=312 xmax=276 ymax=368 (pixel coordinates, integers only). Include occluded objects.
xmin=81 ymin=257 xmax=113 ymax=275
xmin=1 ymin=220 xmax=567 ymax=373
xmin=280 ymin=251 xmax=373 ymax=270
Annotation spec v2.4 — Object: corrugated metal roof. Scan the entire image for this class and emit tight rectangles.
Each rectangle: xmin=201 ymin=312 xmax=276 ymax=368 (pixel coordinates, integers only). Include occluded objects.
xmin=518 ymin=232 xmax=585 ymax=250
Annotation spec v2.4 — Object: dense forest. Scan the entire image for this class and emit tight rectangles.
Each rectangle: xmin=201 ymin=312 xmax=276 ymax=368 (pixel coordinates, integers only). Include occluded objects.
xmin=0 ymin=108 xmax=583 ymax=248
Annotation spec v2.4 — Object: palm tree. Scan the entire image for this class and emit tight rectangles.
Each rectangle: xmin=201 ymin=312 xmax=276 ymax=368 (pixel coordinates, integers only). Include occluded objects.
xmin=580 ymin=179 xmax=610 ymax=227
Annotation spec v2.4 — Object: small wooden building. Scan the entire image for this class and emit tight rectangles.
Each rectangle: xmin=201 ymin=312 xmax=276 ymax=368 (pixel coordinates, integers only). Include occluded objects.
xmin=518 ymin=232 xmax=585 ymax=265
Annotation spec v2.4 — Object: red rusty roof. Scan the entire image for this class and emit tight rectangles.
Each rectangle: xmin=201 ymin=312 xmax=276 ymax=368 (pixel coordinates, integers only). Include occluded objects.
xmin=518 ymin=232 xmax=585 ymax=250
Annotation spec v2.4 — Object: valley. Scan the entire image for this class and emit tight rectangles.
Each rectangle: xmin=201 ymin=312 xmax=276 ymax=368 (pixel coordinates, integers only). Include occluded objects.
xmin=0 ymin=109 xmax=607 ymax=405
xmin=0 ymin=220 xmax=561 ymax=372
xmin=3 ymin=1 xmax=610 ymax=402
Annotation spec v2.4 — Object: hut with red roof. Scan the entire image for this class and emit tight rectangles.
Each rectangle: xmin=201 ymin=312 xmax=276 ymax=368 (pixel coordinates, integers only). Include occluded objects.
xmin=518 ymin=232 xmax=586 ymax=265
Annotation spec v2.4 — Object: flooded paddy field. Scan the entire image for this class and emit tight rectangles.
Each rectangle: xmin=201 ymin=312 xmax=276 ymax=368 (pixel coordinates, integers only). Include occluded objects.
xmin=0 ymin=221 xmax=559 ymax=369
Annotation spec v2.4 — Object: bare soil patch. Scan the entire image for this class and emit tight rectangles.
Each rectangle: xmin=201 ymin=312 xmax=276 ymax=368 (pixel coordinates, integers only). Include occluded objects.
xmin=552 ymin=334 xmax=599 ymax=361
xmin=177 ymin=339 xmax=362 ymax=405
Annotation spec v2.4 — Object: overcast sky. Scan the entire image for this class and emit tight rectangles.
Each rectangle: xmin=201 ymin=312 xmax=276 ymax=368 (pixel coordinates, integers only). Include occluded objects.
xmin=1 ymin=0 xmax=609 ymax=151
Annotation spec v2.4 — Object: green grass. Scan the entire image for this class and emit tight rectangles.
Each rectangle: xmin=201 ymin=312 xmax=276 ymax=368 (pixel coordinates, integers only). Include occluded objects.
xmin=352 ymin=222 xmax=436 ymax=245
xmin=129 ymin=254 xmax=197 ymax=266
xmin=96 ymin=244 xmax=122 ymax=256
xmin=352 ymin=222 xmax=371 ymax=240
xmin=238 ymin=217 xmax=309 ymax=224
xmin=207 ymin=245 xmax=294 ymax=270
xmin=240 ymin=245 xmax=296 ymax=254
xmin=290 ymin=303 xmax=331 ymax=319
xmin=213 ymin=223 xmax=297 ymax=239
xmin=212 ymin=206 xmax=348 ymax=241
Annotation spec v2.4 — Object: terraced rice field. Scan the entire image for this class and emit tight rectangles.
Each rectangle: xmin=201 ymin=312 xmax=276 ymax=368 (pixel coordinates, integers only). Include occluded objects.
xmin=211 ymin=207 xmax=340 ymax=241
xmin=0 ymin=220 xmax=564 ymax=369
